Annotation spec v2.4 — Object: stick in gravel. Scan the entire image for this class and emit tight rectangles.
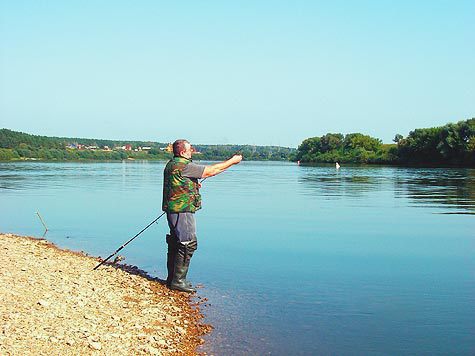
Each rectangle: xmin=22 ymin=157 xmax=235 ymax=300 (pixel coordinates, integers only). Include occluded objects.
xmin=36 ymin=211 xmax=48 ymax=232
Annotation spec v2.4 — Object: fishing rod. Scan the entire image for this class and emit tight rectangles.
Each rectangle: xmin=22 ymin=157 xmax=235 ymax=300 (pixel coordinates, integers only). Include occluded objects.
xmin=93 ymin=212 xmax=166 ymax=270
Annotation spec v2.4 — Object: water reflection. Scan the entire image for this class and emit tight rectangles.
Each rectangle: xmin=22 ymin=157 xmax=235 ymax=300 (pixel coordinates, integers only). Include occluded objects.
xmin=394 ymin=168 xmax=475 ymax=214
xmin=0 ymin=174 xmax=28 ymax=190
xmin=0 ymin=161 xmax=164 ymax=192
xmin=299 ymin=173 xmax=386 ymax=198
xmin=298 ymin=166 xmax=475 ymax=214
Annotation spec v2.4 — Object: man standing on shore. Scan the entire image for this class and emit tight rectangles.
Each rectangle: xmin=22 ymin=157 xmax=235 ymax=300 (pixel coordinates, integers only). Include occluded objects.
xmin=162 ymin=139 xmax=242 ymax=293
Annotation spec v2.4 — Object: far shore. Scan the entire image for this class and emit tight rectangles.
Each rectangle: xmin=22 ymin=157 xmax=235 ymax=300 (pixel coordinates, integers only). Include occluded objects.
xmin=0 ymin=233 xmax=211 ymax=355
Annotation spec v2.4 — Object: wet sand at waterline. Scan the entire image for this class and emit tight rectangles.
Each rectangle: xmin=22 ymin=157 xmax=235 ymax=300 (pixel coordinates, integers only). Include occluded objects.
xmin=0 ymin=233 xmax=210 ymax=355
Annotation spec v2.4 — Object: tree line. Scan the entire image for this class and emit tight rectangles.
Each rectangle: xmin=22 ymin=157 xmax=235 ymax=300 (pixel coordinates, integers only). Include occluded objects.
xmin=1 ymin=119 xmax=473 ymax=165
xmin=0 ymin=129 xmax=165 ymax=150
xmin=296 ymin=118 xmax=474 ymax=167
xmin=194 ymin=144 xmax=295 ymax=161
xmin=0 ymin=129 xmax=171 ymax=161
xmin=395 ymin=118 xmax=474 ymax=166
xmin=296 ymin=133 xmax=394 ymax=164
xmin=0 ymin=129 xmax=296 ymax=161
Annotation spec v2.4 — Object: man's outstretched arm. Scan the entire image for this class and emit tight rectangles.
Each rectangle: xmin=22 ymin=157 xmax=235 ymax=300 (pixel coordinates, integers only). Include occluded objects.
xmin=202 ymin=155 xmax=242 ymax=178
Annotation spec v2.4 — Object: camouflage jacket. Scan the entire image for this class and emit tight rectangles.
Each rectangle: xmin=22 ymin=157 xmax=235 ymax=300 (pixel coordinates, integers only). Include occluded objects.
xmin=162 ymin=156 xmax=202 ymax=213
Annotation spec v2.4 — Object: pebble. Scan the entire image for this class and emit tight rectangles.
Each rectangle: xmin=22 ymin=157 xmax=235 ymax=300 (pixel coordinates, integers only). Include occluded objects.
xmin=37 ymin=300 xmax=50 ymax=307
xmin=89 ymin=341 xmax=102 ymax=350
xmin=88 ymin=335 xmax=100 ymax=342
xmin=156 ymin=339 xmax=168 ymax=347
xmin=146 ymin=345 xmax=160 ymax=355
xmin=175 ymin=326 xmax=185 ymax=335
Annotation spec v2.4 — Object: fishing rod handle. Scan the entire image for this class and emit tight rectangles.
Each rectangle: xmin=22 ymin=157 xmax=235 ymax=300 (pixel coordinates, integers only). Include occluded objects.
xmin=93 ymin=212 xmax=165 ymax=270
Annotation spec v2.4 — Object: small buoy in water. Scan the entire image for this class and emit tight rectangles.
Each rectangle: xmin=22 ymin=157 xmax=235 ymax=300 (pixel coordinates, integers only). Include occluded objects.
xmin=336 ymin=162 xmax=340 ymax=169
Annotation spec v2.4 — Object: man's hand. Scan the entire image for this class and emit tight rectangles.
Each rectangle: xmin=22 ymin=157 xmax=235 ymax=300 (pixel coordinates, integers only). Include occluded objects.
xmin=231 ymin=154 xmax=243 ymax=164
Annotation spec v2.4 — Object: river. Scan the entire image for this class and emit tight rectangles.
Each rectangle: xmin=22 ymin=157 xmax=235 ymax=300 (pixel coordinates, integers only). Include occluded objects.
xmin=0 ymin=161 xmax=473 ymax=355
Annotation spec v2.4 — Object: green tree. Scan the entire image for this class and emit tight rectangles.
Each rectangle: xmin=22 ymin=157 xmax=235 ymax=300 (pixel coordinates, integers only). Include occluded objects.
xmin=0 ymin=148 xmax=17 ymax=160
xmin=397 ymin=118 xmax=474 ymax=166
xmin=344 ymin=133 xmax=382 ymax=152
xmin=393 ymin=134 xmax=403 ymax=143
xmin=297 ymin=132 xmax=387 ymax=163
xmin=321 ymin=133 xmax=344 ymax=153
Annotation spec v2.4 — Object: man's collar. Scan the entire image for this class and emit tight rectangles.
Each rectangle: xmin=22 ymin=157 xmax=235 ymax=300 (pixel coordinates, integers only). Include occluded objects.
xmin=174 ymin=155 xmax=192 ymax=162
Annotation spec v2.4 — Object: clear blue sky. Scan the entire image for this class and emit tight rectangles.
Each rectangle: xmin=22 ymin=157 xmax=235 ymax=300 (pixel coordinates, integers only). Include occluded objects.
xmin=1 ymin=1 xmax=474 ymax=147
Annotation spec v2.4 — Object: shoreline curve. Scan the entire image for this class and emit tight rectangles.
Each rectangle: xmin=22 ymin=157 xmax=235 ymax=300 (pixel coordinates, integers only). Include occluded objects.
xmin=0 ymin=233 xmax=211 ymax=355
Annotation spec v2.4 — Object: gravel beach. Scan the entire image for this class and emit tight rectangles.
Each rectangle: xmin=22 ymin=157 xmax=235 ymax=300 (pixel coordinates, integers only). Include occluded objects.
xmin=0 ymin=233 xmax=210 ymax=355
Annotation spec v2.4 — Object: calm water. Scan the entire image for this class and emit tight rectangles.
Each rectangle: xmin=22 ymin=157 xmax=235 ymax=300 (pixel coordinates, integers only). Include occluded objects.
xmin=0 ymin=161 xmax=474 ymax=355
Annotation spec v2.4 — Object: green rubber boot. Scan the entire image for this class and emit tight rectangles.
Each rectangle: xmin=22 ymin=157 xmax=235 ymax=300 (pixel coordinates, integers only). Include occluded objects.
xmin=170 ymin=262 xmax=196 ymax=293
xmin=182 ymin=240 xmax=196 ymax=289
xmin=166 ymin=234 xmax=192 ymax=288
xmin=166 ymin=236 xmax=176 ymax=288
